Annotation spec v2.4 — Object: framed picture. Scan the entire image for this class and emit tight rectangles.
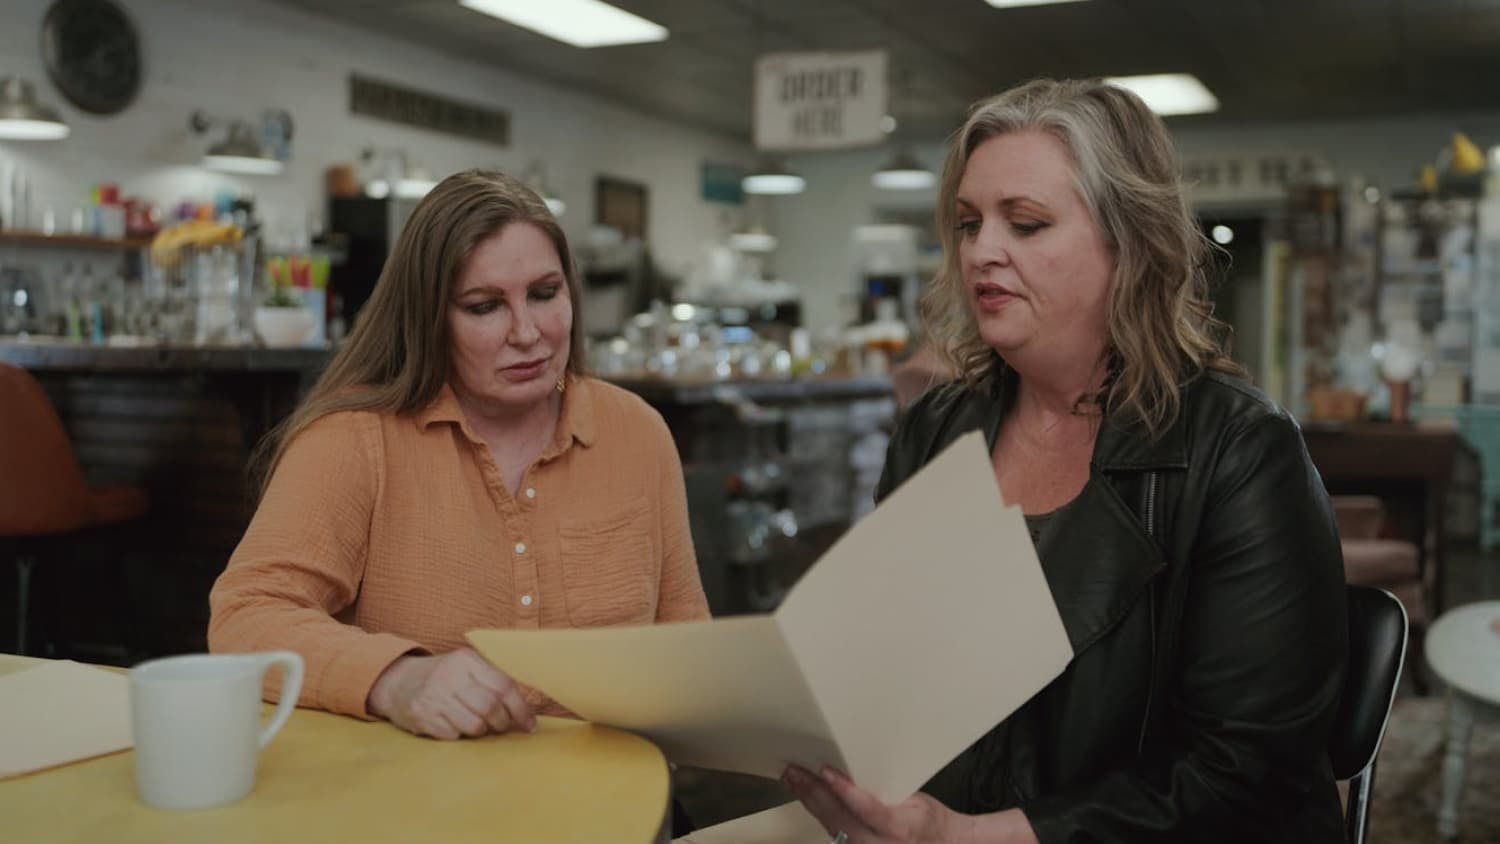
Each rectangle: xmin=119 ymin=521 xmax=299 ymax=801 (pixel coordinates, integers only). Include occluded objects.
xmin=595 ymin=176 xmax=648 ymax=239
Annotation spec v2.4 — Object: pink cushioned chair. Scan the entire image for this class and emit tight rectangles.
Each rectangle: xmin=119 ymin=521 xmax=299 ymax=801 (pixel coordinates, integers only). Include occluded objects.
xmin=1333 ymin=494 xmax=1426 ymax=692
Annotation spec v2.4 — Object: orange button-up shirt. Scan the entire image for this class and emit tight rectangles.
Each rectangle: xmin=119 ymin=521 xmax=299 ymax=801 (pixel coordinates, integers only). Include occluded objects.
xmin=208 ymin=375 xmax=709 ymax=718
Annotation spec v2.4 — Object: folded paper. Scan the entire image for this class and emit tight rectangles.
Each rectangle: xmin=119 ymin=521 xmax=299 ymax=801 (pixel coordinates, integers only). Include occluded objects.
xmin=469 ymin=431 xmax=1072 ymax=803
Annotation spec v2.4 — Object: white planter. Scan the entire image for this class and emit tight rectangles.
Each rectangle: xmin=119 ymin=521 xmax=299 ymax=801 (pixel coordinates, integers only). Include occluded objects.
xmin=254 ymin=306 xmax=317 ymax=347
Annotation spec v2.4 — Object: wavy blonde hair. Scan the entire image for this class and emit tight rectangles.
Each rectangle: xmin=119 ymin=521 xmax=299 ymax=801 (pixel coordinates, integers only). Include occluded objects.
xmin=924 ymin=78 xmax=1242 ymax=436
xmin=250 ymin=169 xmax=586 ymax=499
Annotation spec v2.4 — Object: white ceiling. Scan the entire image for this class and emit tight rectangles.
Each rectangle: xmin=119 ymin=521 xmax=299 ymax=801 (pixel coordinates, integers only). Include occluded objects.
xmin=275 ymin=0 xmax=1500 ymax=140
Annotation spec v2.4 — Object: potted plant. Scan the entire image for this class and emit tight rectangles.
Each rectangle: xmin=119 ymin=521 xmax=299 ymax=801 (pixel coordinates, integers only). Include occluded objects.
xmin=253 ymin=275 xmax=317 ymax=347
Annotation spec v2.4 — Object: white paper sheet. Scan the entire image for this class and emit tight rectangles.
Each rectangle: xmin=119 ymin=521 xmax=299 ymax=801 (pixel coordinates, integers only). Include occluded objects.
xmin=468 ymin=431 xmax=1073 ymax=803
xmin=673 ymin=802 xmax=823 ymax=844
xmin=0 ymin=660 xmax=132 ymax=778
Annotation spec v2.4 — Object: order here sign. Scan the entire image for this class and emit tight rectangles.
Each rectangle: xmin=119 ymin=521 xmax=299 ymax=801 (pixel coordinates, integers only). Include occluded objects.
xmin=754 ymin=50 xmax=888 ymax=151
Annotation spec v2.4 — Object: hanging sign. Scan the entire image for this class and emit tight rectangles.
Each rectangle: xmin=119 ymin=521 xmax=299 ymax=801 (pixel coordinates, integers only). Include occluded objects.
xmin=753 ymin=50 xmax=887 ymax=151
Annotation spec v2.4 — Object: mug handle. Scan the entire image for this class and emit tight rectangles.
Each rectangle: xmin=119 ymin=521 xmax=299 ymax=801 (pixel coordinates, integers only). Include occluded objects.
xmin=254 ymin=651 xmax=305 ymax=750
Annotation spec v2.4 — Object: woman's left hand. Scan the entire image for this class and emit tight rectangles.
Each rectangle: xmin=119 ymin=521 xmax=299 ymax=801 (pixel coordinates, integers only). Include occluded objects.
xmin=782 ymin=765 xmax=968 ymax=844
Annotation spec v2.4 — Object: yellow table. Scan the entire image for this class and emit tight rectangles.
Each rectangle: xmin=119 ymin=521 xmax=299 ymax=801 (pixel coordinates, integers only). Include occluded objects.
xmin=0 ymin=655 xmax=670 ymax=843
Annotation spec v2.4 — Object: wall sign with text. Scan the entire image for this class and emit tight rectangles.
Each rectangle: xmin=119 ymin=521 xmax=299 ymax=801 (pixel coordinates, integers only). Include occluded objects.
xmin=1181 ymin=151 xmax=1329 ymax=204
xmin=349 ymin=74 xmax=510 ymax=147
xmin=754 ymin=50 xmax=887 ymax=151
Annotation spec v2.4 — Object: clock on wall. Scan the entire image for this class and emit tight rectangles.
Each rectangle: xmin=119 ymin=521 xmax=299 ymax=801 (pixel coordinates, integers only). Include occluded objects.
xmin=41 ymin=0 xmax=143 ymax=116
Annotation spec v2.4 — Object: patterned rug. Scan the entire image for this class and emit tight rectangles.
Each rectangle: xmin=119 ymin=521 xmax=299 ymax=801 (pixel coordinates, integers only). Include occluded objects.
xmin=1371 ymin=695 xmax=1500 ymax=843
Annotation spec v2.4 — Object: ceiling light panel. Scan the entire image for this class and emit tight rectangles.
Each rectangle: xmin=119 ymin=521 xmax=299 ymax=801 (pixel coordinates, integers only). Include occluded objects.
xmin=458 ymin=0 xmax=668 ymax=48
xmin=1104 ymin=73 xmax=1219 ymax=116
xmin=983 ymin=0 xmax=1090 ymax=7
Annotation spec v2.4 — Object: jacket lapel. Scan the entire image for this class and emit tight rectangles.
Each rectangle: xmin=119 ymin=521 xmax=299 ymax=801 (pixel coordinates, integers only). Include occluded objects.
xmin=1090 ymin=384 xmax=1191 ymax=471
xmin=1039 ymin=469 xmax=1165 ymax=655
xmin=933 ymin=378 xmax=1179 ymax=656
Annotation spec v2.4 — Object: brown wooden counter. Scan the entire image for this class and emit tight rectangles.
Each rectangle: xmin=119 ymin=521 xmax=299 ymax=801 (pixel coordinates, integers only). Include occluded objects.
xmin=1300 ymin=420 xmax=1461 ymax=614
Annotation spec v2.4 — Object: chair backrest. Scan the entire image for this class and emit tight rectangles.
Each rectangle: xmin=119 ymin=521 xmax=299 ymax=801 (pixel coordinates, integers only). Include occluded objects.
xmin=1331 ymin=495 xmax=1386 ymax=541
xmin=0 ymin=362 xmax=93 ymax=536
xmin=1328 ymin=585 xmax=1408 ymax=780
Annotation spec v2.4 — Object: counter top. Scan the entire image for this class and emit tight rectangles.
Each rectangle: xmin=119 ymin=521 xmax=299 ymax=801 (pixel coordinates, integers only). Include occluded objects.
xmin=0 ymin=339 xmax=331 ymax=372
xmin=0 ymin=342 xmax=893 ymax=399
xmin=608 ymin=374 xmax=893 ymax=404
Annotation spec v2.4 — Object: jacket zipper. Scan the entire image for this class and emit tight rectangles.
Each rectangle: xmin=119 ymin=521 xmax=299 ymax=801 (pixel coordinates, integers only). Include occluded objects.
xmin=1144 ymin=470 xmax=1158 ymax=537
xmin=1137 ymin=471 xmax=1159 ymax=756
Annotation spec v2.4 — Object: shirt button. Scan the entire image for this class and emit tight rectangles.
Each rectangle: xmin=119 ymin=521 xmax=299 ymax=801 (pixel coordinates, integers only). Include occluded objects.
xmin=525 ymin=487 xmax=536 ymax=499
xmin=515 ymin=542 xmax=527 ymax=554
xmin=520 ymin=594 xmax=533 ymax=607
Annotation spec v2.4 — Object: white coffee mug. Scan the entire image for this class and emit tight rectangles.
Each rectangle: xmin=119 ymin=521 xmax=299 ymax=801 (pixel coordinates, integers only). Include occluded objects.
xmin=129 ymin=651 xmax=303 ymax=811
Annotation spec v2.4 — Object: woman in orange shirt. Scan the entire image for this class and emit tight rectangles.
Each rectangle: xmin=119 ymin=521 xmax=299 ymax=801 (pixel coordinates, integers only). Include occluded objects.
xmin=209 ymin=169 xmax=709 ymax=740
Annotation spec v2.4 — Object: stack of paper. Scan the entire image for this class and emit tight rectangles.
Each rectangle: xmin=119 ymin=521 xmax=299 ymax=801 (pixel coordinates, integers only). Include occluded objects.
xmin=468 ymin=430 xmax=1072 ymax=805
xmin=0 ymin=660 xmax=132 ymax=778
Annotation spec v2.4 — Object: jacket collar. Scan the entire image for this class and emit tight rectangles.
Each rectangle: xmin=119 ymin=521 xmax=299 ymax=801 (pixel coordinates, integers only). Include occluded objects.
xmin=974 ymin=366 xmax=1189 ymax=473
xmin=415 ymin=374 xmax=597 ymax=450
xmin=1092 ymin=405 xmax=1188 ymax=471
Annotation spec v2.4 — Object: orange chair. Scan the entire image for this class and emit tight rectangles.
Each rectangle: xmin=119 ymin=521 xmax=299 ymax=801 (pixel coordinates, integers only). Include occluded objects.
xmin=0 ymin=362 xmax=148 ymax=654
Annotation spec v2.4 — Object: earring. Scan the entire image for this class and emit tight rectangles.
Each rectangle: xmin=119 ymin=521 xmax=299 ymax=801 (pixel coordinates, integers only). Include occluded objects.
xmin=556 ymin=376 xmax=566 ymax=393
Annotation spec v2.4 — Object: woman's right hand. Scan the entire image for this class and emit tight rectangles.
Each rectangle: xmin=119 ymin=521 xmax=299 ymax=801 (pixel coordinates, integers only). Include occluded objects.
xmin=367 ymin=648 xmax=536 ymax=739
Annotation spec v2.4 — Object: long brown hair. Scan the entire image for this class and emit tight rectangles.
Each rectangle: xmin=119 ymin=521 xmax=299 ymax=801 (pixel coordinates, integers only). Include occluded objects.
xmin=251 ymin=169 xmax=586 ymax=499
xmin=924 ymin=78 xmax=1243 ymax=436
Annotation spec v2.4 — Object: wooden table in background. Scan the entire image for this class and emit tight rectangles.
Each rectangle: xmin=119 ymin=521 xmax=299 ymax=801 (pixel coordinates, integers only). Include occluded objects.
xmin=0 ymin=654 xmax=671 ymax=844
xmin=1301 ymin=421 xmax=1461 ymax=614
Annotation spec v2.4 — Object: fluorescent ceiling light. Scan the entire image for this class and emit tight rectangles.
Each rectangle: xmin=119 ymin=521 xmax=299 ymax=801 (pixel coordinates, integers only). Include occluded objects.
xmin=396 ymin=177 xmax=438 ymax=199
xmin=0 ymin=118 xmax=69 ymax=140
xmin=742 ymin=173 xmax=805 ymax=195
xmin=729 ymin=230 xmax=778 ymax=253
xmin=854 ymin=224 xmax=916 ymax=244
xmin=742 ymin=160 xmax=807 ymax=196
xmin=872 ymin=168 xmax=936 ymax=190
xmin=203 ymin=154 xmax=284 ymax=175
xmin=459 ymin=0 xmax=667 ymax=48
xmin=984 ymin=0 xmax=1090 ymax=7
xmin=873 ymin=150 xmax=936 ymax=190
xmin=1104 ymin=73 xmax=1219 ymax=116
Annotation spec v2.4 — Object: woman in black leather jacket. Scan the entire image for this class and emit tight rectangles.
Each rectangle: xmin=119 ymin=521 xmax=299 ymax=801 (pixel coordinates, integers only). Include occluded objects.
xmin=783 ymin=79 xmax=1348 ymax=843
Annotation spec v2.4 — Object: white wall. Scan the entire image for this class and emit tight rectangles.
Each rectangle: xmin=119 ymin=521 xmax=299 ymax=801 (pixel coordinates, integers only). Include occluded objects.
xmin=0 ymin=0 xmax=754 ymax=280
xmin=778 ymin=111 xmax=1500 ymax=332
xmin=774 ymin=143 xmax=943 ymax=332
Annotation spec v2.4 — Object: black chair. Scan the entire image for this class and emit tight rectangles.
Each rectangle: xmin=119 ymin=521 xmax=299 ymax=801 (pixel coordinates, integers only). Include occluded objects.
xmin=1329 ymin=585 xmax=1408 ymax=844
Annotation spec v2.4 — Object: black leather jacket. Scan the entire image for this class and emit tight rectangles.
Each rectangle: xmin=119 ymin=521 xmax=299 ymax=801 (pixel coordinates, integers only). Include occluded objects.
xmin=879 ymin=371 xmax=1348 ymax=843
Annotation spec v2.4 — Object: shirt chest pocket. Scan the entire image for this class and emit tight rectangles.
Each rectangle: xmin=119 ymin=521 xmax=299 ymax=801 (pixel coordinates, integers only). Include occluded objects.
xmin=557 ymin=502 xmax=658 ymax=627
